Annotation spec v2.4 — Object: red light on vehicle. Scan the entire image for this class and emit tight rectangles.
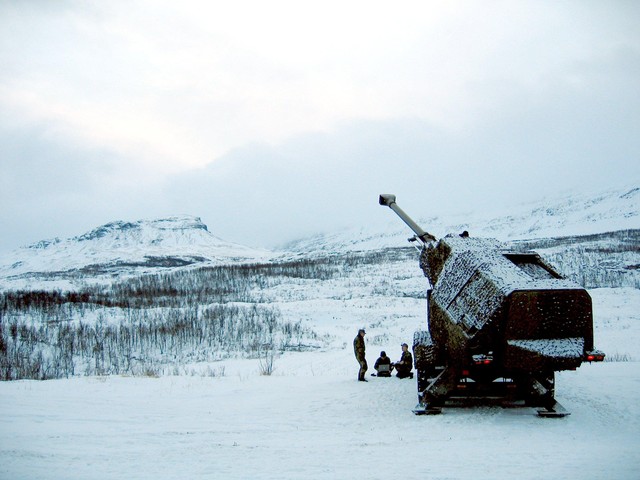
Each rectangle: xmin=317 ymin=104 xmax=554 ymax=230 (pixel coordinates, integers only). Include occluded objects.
xmin=471 ymin=353 xmax=494 ymax=365
xmin=585 ymin=351 xmax=605 ymax=362
xmin=462 ymin=370 xmax=470 ymax=376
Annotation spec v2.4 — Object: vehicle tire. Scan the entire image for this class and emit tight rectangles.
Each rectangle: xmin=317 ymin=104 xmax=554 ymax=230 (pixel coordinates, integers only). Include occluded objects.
xmin=413 ymin=330 xmax=439 ymax=393
xmin=413 ymin=330 xmax=437 ymax=369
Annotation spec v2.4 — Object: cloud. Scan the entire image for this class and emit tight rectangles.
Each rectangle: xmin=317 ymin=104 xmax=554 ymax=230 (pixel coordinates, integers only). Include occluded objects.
xmin=0 ymin=114 xmax=167 ymax=252
xmin=165 ymin=92 xmax=640 ymax=248
xmin=0 ymin=1 xmax=639 ymax=253
xmin=3 ymin=0 xmax=636 ymax=170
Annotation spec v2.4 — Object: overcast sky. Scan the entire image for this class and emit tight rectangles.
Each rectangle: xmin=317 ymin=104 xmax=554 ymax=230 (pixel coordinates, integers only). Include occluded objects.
xmin=1 ymin=0 xmax=639 ymax=253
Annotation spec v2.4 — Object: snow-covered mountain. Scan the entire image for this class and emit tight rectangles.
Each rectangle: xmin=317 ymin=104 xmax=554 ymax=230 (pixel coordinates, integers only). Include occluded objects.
xmin=0 ymin=215 xmax=273 ymax=289
xmin=286 ymin=184 xmax=640 ymax=253
xmin=0 ymin=184 xmax=638 ymax=291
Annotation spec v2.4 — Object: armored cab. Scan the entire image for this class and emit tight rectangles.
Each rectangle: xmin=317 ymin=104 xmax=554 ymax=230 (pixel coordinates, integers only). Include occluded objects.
xmin=379 ymin=194 xmax=604 ymax=416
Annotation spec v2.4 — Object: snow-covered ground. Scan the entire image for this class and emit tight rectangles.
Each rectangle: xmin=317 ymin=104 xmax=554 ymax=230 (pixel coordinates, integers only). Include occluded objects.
xmin=1 ymin=358 xmax=638 ymax=479
xmin=0 ymin=363 xmax=638 ymax=480
xmin=1 ymin=288 xmax=638 ymax=480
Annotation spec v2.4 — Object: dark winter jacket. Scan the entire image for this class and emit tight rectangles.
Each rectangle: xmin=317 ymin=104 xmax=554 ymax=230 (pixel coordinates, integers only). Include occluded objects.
xmin=353 ymin=335 xmax=366 ymax=361
xmin=396 ymin=351 xmax=413 ymax=371
xmin=374 ymin=355 xmax=391 ymax=370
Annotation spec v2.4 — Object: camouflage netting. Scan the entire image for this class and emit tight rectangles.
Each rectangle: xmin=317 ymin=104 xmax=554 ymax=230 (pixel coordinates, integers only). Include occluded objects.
xmin=421 ymin=235 xmax=594 ymax=372
xmin=506 ymin=338 xmax=585 ymax=371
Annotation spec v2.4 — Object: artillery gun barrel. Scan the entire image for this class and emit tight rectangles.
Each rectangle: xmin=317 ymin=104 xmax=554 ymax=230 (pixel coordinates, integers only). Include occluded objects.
xmin=378 ymin=194 xmax=436 ymax=243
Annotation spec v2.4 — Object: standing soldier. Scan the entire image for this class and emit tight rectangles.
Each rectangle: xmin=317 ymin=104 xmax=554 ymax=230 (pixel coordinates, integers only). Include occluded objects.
xmin=353 ymin=328 xmax=367 ymax=382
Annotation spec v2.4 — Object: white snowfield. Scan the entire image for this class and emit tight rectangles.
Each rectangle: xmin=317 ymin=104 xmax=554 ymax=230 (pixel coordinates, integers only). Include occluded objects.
xmin=1 ymin=288 xmax=639 ymax=480
xmin=0 ymin=360 xmax=638 ymax=479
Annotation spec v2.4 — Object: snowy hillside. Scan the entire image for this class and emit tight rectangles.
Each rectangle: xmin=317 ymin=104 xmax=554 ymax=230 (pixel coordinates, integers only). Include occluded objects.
xmin=0 ymin=215 xmax=273 ymax=290
xmin=1 ymin=183 xmax=637 ymax=291
xmin=286 ymin=184 xmax=640 ymax=253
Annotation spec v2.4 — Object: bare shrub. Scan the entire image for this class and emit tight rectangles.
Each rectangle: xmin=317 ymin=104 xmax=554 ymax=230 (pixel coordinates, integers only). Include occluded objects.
xmin=603 ymin=352 xmax=633 ymax=362
xmin=258 ymin=345 xmax=277 ymax=376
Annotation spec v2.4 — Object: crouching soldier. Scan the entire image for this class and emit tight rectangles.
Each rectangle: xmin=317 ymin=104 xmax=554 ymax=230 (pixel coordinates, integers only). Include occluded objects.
xmin=394 ymin=343 xmax=414 ymax=379
xmin=373 ymin=351 xmax=392 ymax=377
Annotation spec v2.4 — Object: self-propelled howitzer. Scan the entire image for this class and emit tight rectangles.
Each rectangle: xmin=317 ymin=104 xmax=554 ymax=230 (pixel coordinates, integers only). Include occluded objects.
xmin=379 ymin=194 xmax=605 ymax=416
